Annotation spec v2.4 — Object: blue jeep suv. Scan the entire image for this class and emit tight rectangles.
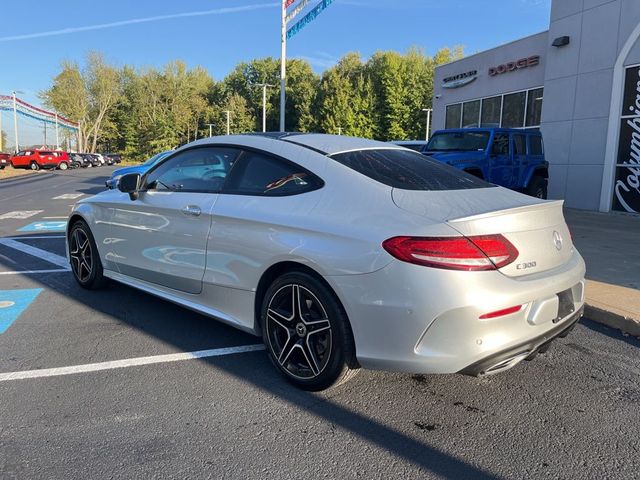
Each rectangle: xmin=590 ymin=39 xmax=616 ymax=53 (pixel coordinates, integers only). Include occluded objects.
xmin=402 ymin=128 xmax=548 ymax=199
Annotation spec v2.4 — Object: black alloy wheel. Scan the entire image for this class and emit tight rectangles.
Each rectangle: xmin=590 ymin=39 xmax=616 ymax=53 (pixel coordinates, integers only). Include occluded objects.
xmin=262 ymin=272 xmax=358 ymax=391
xmin=69 ymin=220 xmax=105 ymax=289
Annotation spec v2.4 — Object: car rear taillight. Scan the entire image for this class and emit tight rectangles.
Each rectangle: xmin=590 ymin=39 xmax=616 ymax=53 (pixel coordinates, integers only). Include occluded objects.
xmin=382 ymin=235 xmax=519 ymax=271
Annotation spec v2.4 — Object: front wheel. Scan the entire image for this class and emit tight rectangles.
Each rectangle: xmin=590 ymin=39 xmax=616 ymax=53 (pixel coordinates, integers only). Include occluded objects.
xmin=262 ymin=272 xmax=358 ymax=391
xmin=526 ymin=176 xmax=548 ymax=199
xmin=69 ymin=220 xmax=105 ymax=289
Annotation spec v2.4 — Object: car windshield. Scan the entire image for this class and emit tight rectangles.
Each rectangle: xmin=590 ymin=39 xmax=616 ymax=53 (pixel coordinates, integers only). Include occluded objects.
xmin=144 ymin=151 xmax=171 ymax=166
xmin=426 ymin=131 xmax=490 ymax=152
xmin=330 ymin=148 xmax=493 ymax=191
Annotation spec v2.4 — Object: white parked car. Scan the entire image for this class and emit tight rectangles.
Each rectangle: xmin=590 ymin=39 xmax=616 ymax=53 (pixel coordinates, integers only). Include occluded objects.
xmin=67 ymin=133 xmax=585 ymax=390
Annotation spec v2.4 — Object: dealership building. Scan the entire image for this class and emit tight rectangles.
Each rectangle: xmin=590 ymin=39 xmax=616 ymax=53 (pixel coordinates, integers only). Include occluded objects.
xmin=432 ymin=0 xmax=640 ymax=214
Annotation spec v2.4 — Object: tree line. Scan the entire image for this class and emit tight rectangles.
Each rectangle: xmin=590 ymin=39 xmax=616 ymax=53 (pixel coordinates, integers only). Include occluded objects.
xmin=41 ymin=47 xmax=463 ymax=160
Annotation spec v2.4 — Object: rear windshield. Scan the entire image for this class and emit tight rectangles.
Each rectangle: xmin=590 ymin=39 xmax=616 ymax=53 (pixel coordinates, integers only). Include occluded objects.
xmin=330 ymin=148 xmax=494 ymax=191
xmin=38 ymin=151 xmax=53 ymax=155
xmin=426 ymin=131 xmax=490 ymax=152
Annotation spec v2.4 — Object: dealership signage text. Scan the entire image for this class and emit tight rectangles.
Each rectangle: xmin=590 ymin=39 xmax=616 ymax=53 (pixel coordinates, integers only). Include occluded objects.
xmin=442 ymin=70 xmax=478 ymax=89
xmin=489 ymin=56 xmax=540 ymax=77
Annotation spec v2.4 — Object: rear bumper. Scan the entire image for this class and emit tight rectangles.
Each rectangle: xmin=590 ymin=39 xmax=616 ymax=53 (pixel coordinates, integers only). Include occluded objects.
xmin=326 ymin=249 xmax=586 ymax=375
xmin=459 ymin=305 xmax=583 ymax=376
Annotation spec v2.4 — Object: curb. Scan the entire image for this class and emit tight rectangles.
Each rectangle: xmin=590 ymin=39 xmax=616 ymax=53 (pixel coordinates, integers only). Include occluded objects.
xmin=584 ymin=303 xmax=640 ymax=338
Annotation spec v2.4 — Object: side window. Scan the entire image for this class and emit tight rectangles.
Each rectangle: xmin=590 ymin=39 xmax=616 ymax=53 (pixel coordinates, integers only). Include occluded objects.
xmin=223 ymin=150 xmax=323 ymax=196
xmin=145 ymin=147 xmax=240 ymax=193
xmin=529 ymin=135 xmax=544 ymax=156
xmin=491 ymin=133 xmax=510 ymax=155
xmin=513 ymin=134 xmax=526 ymax=155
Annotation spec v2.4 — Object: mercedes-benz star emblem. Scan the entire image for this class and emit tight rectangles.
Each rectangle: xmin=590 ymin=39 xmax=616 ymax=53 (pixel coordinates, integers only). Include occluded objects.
xmin=553 ymin=231 xmax=563 ymax=251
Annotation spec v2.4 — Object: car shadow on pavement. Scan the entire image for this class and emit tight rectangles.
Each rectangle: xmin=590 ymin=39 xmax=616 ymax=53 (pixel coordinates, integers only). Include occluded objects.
xmin=580 ymin=318 xmax=640 ymax=348
xmin=0 ymin=253 xmax=501 ymax=480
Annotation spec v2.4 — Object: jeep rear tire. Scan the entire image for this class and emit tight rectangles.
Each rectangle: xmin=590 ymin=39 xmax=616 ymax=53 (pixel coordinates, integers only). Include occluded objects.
xmin=526 ymin=176 xmax=548 ymax=199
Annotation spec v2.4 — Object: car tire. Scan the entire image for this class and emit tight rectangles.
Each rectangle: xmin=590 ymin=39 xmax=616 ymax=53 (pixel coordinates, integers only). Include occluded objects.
xmin=68 ymin=220 xmax=106 ymax=290
xmin=526 ymin=176 xmax=548 ymax=199
xmin=30 ymin=161 xmax=39 ymax=171
xmin=261 ymin=271 xmax=358 ymax=391
xmin=59 ymin=162 xmax=68 ymax=170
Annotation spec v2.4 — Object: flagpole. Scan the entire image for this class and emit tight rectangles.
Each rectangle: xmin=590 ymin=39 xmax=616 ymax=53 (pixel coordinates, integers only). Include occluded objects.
xmin=280 ymin=0 xmax=287 ymax=132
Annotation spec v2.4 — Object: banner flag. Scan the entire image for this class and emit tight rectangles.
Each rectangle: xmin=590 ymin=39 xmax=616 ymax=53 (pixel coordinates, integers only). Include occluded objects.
xmin=286 ymin=0 xmax=333 ymax=39
xmin=285 ymin=0 xmax=310 ymax=23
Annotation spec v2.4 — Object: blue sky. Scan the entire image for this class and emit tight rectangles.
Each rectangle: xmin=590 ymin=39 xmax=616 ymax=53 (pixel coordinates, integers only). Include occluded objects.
xmin=0 ymin=0 xmax=551 ymax=106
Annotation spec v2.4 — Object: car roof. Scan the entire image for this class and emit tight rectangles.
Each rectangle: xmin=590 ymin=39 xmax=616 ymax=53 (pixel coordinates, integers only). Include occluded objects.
xmin=190 ymin=132 xmax=404 ymax=156
xmin=391 ymin=140 xmax=429 ymax=145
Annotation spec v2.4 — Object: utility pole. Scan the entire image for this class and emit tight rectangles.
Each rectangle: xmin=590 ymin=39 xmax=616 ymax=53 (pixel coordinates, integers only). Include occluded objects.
xmin=280 ymin=0 xmax=287 ymax=132
xmin=12 ymin=91 xmax=19 ymax=153
xmin=206 ymin=123 xmax=214 ymax=137
xmin=43 ymin=121 xmax=47 ymax=147
xmin=55 ymin=114 xmax=59 ymax=150
xmin=0 ymin=111 xmax=3 ymax=152
xmin=422 ymin=108 xmax=432 ymax=141
xmin=251 ymin=82 xmax=275 ymax=132
xmin=224 ymin=110 xmax=231 ymax=135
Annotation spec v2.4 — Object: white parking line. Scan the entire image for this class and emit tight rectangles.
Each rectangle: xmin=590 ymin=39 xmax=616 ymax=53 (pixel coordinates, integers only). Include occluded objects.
xmin=0 ymin=238 xmax=70 ymax=269
xmin=0 ymin=344 xmax=266 ymax=382
xmin=0 ymin=210 xmax=43 ymax=220
xmin=5 ymin=235 xmax=66 ymax=240
xmin=53 ymin=193 xmax=83 ymax=200
xmin=0 ymin=269 xmax=69 ymax=276
xmin=43 ymin=216 xmax=68 ymax=219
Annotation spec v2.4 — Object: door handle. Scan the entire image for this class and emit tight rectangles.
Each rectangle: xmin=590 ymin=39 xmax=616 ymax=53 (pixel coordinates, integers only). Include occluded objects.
xmin=181 ymin=205 xmax=201 ymax=217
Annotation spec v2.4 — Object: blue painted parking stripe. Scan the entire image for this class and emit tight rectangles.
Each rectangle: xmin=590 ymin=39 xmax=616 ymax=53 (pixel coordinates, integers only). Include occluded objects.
xmin=18 ymin=221 xmax=67 ymax=232
xmin=0 ymin=289 xmax=43 ymax=334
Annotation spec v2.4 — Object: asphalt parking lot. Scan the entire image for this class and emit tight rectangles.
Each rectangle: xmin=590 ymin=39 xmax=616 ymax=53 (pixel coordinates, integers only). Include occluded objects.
xmin=0 ymin=167 xmax=639 ymax=479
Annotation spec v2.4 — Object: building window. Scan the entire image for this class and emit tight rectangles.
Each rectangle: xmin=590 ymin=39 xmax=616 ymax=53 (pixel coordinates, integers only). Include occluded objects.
xmin=526 ymin=88 xmax=544 ymax=127
xmin=462 ymin=100 xmax=480 ymax=128
xmin=445 ymin=104 xmax=462 ymax=129
xmin=481 ymin=96 xmax=501 ymax=127
xmin=444 ymin=87 xmax=543 ymax=131
xmin=501 ymin=91 xmax=527 ymax=128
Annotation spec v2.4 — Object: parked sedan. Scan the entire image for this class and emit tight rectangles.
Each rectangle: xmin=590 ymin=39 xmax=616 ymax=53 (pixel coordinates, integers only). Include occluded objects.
xmin=105 ymin=150 xmax=172 ymax=189
xmin=0 ymin=153 xmax=9 ymax=169
xmin=67 ymin=133 xmax=585 ymax=390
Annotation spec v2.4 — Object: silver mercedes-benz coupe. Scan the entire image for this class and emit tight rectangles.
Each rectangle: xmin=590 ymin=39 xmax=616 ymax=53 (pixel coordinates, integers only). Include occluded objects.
xmin=67 ymin=133 xmax=586 ymax=390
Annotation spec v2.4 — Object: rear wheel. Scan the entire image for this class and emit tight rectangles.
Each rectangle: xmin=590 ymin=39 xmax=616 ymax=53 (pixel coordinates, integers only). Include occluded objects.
xmin=69 ymin=220 xmax=105 ymax=289
xmin=526 ymin=176 xmax=548 ymax=199
xmin=58 ymin=162 xmax=68 ymax=170
xmin=262 ymin=272 xmax=358 ymax=391
xmin=30 ymin=161 xmax=39 ymax=171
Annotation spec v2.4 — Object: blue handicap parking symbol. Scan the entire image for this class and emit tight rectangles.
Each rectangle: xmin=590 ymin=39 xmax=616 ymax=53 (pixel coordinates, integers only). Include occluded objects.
xmin=18 ymin=221 xmax=67 ymax=232
xmin=0 ymin=288 xmax=43 ymax=334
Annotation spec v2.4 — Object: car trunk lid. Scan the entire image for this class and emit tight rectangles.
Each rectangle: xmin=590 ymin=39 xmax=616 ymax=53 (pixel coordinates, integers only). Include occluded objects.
xmin=392 ymin=187 xmax=573 ymax=277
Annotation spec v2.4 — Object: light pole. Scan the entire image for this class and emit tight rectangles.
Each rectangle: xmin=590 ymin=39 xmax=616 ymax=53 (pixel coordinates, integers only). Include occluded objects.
xmin=422 ymin=108 xmax=432 ymax=141
xmin=55 ymin=114 xmax=59 ymax=150
xmin=206 ymin=123 xmax=214 ymax=137
xmin=251 ymin=82 xmax=275 ymax=132
xmin=280 ymin=0 xmax=287 ymax=132
xmin=12 ymin=91 xmax=24 ymax=153
xmin=337 ymin=126 xmax=342 ymax=136
xmin=224 ymin=110 xmax=231 ymax=135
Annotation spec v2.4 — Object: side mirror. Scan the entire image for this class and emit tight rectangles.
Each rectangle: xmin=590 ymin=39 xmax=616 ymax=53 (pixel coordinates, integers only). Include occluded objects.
xmin=118 ymin=173 xmax=141 ymax=201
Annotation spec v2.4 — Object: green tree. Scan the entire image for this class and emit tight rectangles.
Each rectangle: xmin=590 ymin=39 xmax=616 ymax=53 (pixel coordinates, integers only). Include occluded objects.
xmin=42 ymin=52 xmax=122 ymax=152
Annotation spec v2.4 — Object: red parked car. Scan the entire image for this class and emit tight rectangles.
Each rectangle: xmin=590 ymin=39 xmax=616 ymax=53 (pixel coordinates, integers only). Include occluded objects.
xmin=0 ymin=153 xmax=10 ymax=170
xmin=10 ymin=150 xmax=71 ymax=170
